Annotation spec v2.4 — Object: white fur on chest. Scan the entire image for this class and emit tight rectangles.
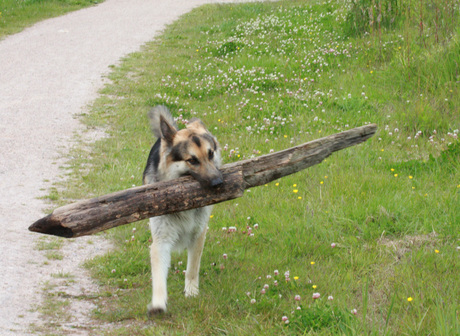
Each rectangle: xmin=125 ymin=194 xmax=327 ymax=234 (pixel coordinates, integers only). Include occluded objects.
xmin=149 ymin=206 xmax=212 ymax=251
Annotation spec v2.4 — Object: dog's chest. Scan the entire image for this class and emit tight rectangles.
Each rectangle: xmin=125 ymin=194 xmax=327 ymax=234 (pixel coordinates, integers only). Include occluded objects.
xmin=149 ymin=206 xmax=212 ymax=250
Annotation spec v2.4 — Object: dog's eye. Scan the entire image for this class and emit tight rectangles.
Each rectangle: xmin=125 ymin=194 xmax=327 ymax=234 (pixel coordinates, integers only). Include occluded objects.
xmin=208 ymin=150 xmax=214 ymax=160
xmin=187 ymin=157 xmax=199 ymax=165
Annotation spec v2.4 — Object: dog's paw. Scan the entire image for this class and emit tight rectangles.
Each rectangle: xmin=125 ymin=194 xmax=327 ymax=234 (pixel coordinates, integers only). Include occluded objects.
xmin=147 ymin=302 xmax=166 ymax=317
xmin=184 ymin=281 xmax=199 ymax=297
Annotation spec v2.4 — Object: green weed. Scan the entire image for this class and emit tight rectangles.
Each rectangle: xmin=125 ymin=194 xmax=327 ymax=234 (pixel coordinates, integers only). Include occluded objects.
xmin=35 ymin=236 xmax=64 ymax=251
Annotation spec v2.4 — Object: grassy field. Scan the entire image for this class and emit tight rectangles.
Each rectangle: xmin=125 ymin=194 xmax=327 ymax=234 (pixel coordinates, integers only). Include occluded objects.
xmin=48 ymin=0 xmax=458 ymax=334
xmin=0 ymin=0 xmax=102 ymax=38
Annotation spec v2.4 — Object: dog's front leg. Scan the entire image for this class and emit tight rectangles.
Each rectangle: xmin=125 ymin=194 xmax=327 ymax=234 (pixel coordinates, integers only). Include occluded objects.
xmin=148 ymin=236 xmax=171 ymax=315
xmin=185 ymin=226 xmax=207 ymax=297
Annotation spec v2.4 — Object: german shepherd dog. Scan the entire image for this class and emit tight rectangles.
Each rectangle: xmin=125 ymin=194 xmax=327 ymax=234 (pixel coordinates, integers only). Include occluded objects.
xmin=143 ymin=106 xmax=223 ymax=315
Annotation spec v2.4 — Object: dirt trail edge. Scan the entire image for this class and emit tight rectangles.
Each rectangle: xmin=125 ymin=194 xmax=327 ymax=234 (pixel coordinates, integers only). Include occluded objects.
xmin=0 ymin=0 xmax=254 ymax=334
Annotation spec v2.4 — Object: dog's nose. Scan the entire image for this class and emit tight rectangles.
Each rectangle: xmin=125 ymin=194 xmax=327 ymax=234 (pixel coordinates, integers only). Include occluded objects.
xmin=210 ymin=177 xmax=223 ymax=187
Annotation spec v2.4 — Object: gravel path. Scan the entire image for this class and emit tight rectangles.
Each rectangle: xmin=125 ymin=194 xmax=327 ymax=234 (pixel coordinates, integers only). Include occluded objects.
xmin=0 ymin=0 xmax=252 ymax=334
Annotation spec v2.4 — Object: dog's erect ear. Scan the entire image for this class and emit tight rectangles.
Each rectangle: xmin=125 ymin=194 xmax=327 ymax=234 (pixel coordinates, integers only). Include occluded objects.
xmin=160 ymin=115 xmax=176 ymax=146
xmin=187 ymin=118 xmax=208 ymax=133
xmin=147 ymin=105 xmax=178 ymax=139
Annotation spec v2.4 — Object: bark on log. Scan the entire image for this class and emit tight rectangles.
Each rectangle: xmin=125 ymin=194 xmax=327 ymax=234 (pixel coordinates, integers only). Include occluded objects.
xmin=29 ymin=124 xmax=377 ymax=238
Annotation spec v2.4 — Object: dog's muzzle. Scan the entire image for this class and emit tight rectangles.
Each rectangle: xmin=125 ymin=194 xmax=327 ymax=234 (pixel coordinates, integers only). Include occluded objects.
xmin=209 ymin=176 xmax=224 ymax=187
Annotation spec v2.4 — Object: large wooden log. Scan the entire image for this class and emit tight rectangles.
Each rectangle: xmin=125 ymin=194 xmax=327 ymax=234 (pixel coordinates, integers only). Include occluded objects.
xmin=29 ymin=124 xmax=377 ymax=238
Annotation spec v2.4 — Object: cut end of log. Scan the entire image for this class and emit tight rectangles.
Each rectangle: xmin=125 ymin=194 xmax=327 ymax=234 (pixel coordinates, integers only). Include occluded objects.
xmin=29 ymin=214 xmax=74 ymax=238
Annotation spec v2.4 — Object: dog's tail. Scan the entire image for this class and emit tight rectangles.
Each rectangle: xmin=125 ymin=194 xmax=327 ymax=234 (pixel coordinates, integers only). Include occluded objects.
xmin=147 ymin=105 xmax=178 ymax=138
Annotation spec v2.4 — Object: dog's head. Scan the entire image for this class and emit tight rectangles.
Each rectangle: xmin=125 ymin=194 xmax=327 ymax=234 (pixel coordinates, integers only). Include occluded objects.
xmin=159 ymin=115 xmax=223 ymax=188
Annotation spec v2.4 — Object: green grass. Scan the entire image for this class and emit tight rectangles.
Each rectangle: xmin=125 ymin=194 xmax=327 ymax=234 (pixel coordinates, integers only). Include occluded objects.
xmin=35 ymin=236 xmax=64 ymax=251
xmin=52 ymin=0 xmax=458 ymax=334
xmin=0 ymin=0 xmax=102 ymax=39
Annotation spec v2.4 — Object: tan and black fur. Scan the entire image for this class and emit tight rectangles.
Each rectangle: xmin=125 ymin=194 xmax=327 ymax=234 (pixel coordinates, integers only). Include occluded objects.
xmin=143 ymin=106 xmax=222 ymax=315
